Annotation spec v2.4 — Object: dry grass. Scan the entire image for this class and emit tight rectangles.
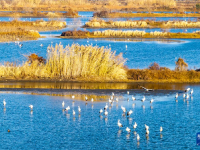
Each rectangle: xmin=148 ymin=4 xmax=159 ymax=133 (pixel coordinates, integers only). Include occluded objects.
xmin=84 ymin=19 xmax=200 ymax=29
xmin=0 ymin=44 xmax=127 ymax=81
xmin=61 ymin=30 xmax=200 ymax=39
xmin=127 ymin=69 xmax=200 ymax=82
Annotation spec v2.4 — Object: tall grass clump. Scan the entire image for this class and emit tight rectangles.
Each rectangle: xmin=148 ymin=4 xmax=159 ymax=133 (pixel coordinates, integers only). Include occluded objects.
xmin=0 ymin=44 xmax=127 ymax=81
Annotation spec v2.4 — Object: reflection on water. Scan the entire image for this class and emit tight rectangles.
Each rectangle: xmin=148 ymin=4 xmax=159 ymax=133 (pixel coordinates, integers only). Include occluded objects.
xmin=106 ymin=38 xmax=185 ymax=44
xmin=0 ymin=82 xmax=198 ymax=90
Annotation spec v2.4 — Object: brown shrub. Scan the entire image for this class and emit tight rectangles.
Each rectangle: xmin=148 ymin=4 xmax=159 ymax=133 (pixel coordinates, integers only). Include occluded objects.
xmin=61 ymin=30 xmax=90 ymax=36
xmin=175 ymin=57 xmax=188 ymax=71
xmin=148 ymin=62 xmax=160 ymax=70
xmin=93 ymin=11 xmax=109 ymax=18
xmin=28 ymin=54 xmax=46 ymax=64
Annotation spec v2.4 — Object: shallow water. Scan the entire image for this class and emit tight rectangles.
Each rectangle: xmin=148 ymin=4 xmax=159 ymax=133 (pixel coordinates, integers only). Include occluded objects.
xmin=0 ymin=83 xmax=199 ymax=149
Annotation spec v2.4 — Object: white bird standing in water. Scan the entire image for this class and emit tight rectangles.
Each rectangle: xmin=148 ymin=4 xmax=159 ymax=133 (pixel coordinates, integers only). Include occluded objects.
xmin=160 ymin=126 xmax=163 ymax=132
xmin=127 ymin=91 xmax=129 ymax=95
xmin=125 ymin=45 xmax=127 ymax=49
xmin=116 ymin=97 xmax=118 ymax=102
xmin=72 ymin=95 xmax=75 ymax=99
xmin=62 ymin=101 xmax=65 ymax=107
xmin=186 ymin=94 xmax=189 ymax=99
xmin=190 ymin=89 xmax=193 ymax=95
xmin=185 ymin=88 xmax=190 ymax=92
xmin=65 ymin=106 xmax=70 ymax=112
xmin=85 ymin=96 xmax=88 ymax=101
xmin=175 ymin=93 xmax=178 ymax=99
xmin=137 ymin=134 xmax=140 ymax=141
xmin=104 ymin=110 xmax=108 ymax=116
xmin=183 ymin=93 xmax=186 ymax=98
xmin=73 ymin=110 xmax=75 ymax=115
xmin=146 ymin=129 xmax=150 ymax=135
xmin=91 ymin=98 xmax=94 ymax=102
xmin=99 ymin=109 xmax=103 ymax=114
xmin=150 ymin=98 xmax=154 ymax=103
xmin=104 ymin=103 xmax=108 ymax=110
xmin=132 ymin=96 xmax=136 ymax=101
xmin=133 ymin=122 xmax=137 ymax=129
xmin=126 ymin=127 xmax=131 ymax=133
xmin=118 ymin=120 xmax=123 ymax=128
xmin=3 ymin=99 xmax=6 ymax=107
xmin=141 ymin=96 xmax=145 ymax=102
xmin=78 ymin=106 xmax=81 ymax=113
xmin=121 ymin=106 xmax=126 ymax=113
xmin=145 ymin=124 xmax=149 ymax=130
xmin=40 ymin=44 xmax=43 ymax=47
xmin=127 ymin=110 xmax=133 ymax=116
xmin=29 ymin=105 xmax=33 ymax=110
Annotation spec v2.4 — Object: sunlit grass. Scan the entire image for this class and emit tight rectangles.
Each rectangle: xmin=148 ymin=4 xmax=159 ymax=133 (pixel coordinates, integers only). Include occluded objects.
xmin=0 ymin=44 xmax=127 ymax=81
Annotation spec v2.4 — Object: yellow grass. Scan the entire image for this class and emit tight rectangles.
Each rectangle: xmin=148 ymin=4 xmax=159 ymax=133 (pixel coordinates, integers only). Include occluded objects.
xmin=84 ymin=19 xmax=200 ymax=29
xmin=0 ymin=44 xmax=127 ymax=81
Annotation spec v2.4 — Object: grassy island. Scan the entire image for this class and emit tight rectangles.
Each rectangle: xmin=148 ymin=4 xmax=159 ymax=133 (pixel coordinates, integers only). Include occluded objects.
xmin=84 ymin=19 xmax=200 ymax=29
xmin=60 ymin=30 xmax=200 ymax=39
xmin=0 ymin=20 xmax=67 ymax=42
xmin=0 ymin=44 xmax=200 ymax=83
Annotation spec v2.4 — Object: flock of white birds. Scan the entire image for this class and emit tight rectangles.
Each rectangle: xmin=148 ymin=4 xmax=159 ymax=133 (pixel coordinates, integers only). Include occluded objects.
xmin=2 ymin=87 xmax=193 ymax=138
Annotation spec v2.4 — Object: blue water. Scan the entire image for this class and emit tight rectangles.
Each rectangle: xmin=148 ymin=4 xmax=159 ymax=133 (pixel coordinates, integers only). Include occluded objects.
xmin=0 ymin=83 xmax=199 ymax=149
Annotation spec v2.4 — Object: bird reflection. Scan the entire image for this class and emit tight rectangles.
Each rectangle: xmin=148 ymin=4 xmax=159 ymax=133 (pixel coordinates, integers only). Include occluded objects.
xmin=142 ymin=105 xmax=145 ymax=109
xmin=146 ymin=135 xmax=149 ymax=140
xmin=78 ymin=114 xmax=81 ymax=118
xmin=117 ymin=130 xmax=122 ymax=137
xmin=160 ymin=133 xmax=163 ymax=139
xmin=116 ymin=104 xmax=118 ymax=109
xmin=3 ymin=108 xmax=6 ymax=113
xmin=73 ymin=117 xmax=76 ymax=121
xmin=132 ymin=103 xmax=135 ymax=108
xmin=66 ymin=114 xmax=70 ymax=119
xmin=175 ymin=99 xmax=178 ymax=102
xmin=137 ymin=141 xmax=140 ymax=147
xmin=150 ymin=106 xmax=153 ymax=110
xmin=134 ymin=131 xmax=137 ymax=135
xmin=126 ymin=134 xmax=130 ymax=139
xmin=91 ymin=104 xmax=94 ymax=109
xmin=30 ymin=110 xmax=33 ymax=115
xmin=85 ymin=103 xmax=88 ymax=106
xmin=104 ymin=117 xmax=108 ymax=122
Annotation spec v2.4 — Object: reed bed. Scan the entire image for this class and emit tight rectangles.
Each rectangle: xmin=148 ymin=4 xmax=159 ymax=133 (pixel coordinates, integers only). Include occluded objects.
xmin=84 ymin=19 xmax=200 ymax=28
xmin=0 ymin=44 xmax=127 ymax=81
xmin=0 ymin=20 xmax=67 ymax=32
xmin=61 ymin=30 xmax=200 ymax=39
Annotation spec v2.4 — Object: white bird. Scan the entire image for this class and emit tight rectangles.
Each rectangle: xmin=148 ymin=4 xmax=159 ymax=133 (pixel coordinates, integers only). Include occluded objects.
xmin=145 ymin=124 xmax=149 ymax=130
xmin=99 ymin=109 xmax=103 ymax=114
xmin=127 ymin=110 xmax=133 ymax=116
xmin=72 ymin=95 xmax=75 ymax=99
xmin=78 ymin=106 xmax=81 ymax=113
xmin=104 ymin=110 xmax=108 ymax=116
xmin=183 ymin=93 xmax=186 ymax=98
xmin=190 ymin=89 xmax=193 ymax=95
xmin=40 ymin=44 xmax=43 ymax=47
xmin=132 ymin=96 xmax=136 ymax=101
xmin=186 ymin=93 xmax=189 ymax=99
xmin=121 ymin=106 xmax=126 ymax=113
xmin=73 ymin=110 xmax=75 ymax=115
xmin=3 ymin=99 xmax=6 ymax=107
xmin=29 ymin=105 xmax=33 ymax=110
xmin=160 ymin=126 xmax=163 ymax=132
xmin=175 ymin=93 xmax=178 ymax=99
xmin=141 ymin=96 xmax=145 ymax=102
xmin=116 ymin=97 xmax=118 ymax=102
xmin=19 ymin=43 xmax=23 ymax=48
xmin=65 ymin=106 xmax=70 ymax=112
xmin=62 ymin=101 xmax=65 ymax=107
xmin=126 ymin=127 xmax=131 ymax=133
xmin=85 ymin=96 xmax=88 ymax=101
xmin=150 ymin=98 xmax=154 ymax=103
xmin=118 ymin=120 xmax=123 ymax=128
xmin=137 ymin=134 xmax=140 ymax=141
xmin=185 ymin=88 xmax=190 ymax=92
xmin=91 ymin=98 xmax=94 ymax=102
xmin=125 ymin=45 xmax=127 ymax=49
xmin=127 ymin=91 xmax=129 ymax=95
xmin=133 ymin=122 xmax=137 ymax=129
xmin=109 ymin=98 xmax=112 ymax=103
xmin=104 ymin=103 xmax=108 ymax=110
